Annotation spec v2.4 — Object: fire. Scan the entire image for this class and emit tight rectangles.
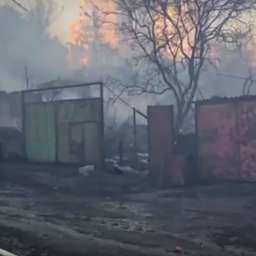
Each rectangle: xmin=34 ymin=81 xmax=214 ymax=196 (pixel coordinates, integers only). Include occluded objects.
xmin=67 ymin=0 xmax=209 ymax=67
xmin=67 ymin=0 xmax=254 ymax=72
xmin=154 ymin=3 xmax=196 ymax=61
xmin=68 ymin=0 xmax=119 ymax=68
xmin=87 ymin=0 xmax=119 ymax=48
xmin=69 ymin=16 xmax=87 ymax=47
xmin=155 ymin=2 xmax=245 ymax=69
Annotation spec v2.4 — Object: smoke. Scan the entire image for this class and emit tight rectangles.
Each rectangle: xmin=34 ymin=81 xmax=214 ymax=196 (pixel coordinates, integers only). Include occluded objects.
xmin=2 ymin=0 xmax=255 ymax=130
xmin=0 ymin=2 xmax=70 ymax=91
xmin=199 ymin=47 xmax=256 ymax=99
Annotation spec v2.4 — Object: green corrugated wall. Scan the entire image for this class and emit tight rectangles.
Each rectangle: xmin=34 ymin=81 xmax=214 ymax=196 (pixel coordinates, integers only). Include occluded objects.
xmin=25 ymin=103 xmax=56 ymax=162
xmin=25 ymin=99 xmax=102 ymax=165
xmin=57 ymin=100 xmax=101 ymax=164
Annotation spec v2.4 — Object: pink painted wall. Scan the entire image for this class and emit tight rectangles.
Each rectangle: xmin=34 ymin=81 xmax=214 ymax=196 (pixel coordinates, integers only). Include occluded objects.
xmin=238 ymin=101 xmax=256 ymax=182
xmin=197 ymin=102 xmax=240 ymax=181
xmin=197 ymin=99 xmax=256 ymax=182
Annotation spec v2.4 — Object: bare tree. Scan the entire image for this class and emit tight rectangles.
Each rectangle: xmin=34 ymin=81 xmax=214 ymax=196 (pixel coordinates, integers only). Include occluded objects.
xmin=117 ymin=0 xmax=256 ymax=134
xmin=242 ymin=68 xmax=255 ymax=95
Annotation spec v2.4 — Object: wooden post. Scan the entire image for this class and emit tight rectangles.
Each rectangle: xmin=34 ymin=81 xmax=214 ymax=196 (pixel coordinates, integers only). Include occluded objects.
xmin=133 ymin=108 xmax=138 ymax=169
xmin=24 ymin=66 xmax=29 ymax=89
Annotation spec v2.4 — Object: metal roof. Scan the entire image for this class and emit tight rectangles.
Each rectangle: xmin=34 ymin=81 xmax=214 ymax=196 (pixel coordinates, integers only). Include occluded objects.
xmin=195 ymin=95 xmax=256 ymax=105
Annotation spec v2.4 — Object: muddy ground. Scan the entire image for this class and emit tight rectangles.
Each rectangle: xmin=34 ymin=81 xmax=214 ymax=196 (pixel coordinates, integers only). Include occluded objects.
xmin=0 ymin=163 xmax=256 ymax=256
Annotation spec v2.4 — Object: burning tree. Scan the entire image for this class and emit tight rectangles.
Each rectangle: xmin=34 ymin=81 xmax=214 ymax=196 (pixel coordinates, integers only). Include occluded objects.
xmin=117 ymin=0 xmax=256 ymax=134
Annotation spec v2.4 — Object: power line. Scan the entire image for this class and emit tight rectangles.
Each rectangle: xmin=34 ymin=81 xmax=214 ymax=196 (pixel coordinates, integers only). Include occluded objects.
xmin=103 ymin=84 xmax=148 ymax=119
xmin=216 ymin=72 xmax=256 ymax=82
xmin=10 ymin=0 xmax=29 ymax=12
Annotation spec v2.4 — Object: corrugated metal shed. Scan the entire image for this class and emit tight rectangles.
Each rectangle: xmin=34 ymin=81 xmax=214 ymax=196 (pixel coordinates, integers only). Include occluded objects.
xmin=196 ymin=95 xmax=256 ymax=182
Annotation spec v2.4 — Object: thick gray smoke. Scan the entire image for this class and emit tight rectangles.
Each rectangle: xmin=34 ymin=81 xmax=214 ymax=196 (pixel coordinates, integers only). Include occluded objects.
xmin=200 ymin=49 xmax=256 ymax=99
xmin=0 ymin=3 xmax=70 ymax=91
xmin=1 ymin=1 xmax=254 ymax=131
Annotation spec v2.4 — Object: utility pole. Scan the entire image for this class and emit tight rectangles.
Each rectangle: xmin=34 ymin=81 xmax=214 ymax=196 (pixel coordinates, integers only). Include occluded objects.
xmin=133 ymin=107 xmax=138 ymax=169
xmin=24 ymin=66 xmax=29 ymax=89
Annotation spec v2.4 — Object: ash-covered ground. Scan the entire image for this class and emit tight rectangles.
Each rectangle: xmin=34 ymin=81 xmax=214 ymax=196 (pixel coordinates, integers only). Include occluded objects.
xmin=0 ymin=163 xmax=255 ymax=256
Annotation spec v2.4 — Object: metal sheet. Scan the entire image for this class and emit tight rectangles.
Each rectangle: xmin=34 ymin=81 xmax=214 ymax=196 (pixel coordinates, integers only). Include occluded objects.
xmin=169 ymin=155 xmax=185 ymax=186
xmin=70 ymin=123 xmax=84 ymax=162
xmin=197 ymin=103 xmax=239 ymax=181
xmin=57 ymin=99 xmax=102 ymax=165
xmin=25 ymin=103 xmax=56 ymax=162
xmin=57 ymin=122 xmax=70 ymax=163
xmin=24 ymin=98 xmax=103 ymax=166
xmin=238 ymin=101 xmax=256 ymax=182
xmin=57 ymin=99 xmax=101 ymax=123
xmin=148 ymin=105 xmax=173 ymax=186
xmin=84 ymin=123 xmax=100 ymax=164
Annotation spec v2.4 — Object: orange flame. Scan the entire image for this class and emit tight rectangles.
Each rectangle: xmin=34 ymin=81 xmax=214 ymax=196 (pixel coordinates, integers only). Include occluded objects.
xmin=154 ymin=4 xmax=196 ymax=60
xmin=68 ymin=0 xmax=119 ymax=68
xmin=68 ymin=1 xmax=245 ymax=71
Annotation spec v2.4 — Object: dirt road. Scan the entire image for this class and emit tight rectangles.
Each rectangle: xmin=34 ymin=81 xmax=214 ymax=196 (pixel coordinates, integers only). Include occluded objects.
xmin=0 ymin=163 xmax=255 ymax=255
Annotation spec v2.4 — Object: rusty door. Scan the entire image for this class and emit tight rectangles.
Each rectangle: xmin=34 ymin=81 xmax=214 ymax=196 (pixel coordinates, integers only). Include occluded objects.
xmin=148 ymin=105 xmax=174 ymax=186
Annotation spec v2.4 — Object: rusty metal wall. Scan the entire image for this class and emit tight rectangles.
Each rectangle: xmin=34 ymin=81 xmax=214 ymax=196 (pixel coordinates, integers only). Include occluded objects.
xmin=197 ymin=98 xmax=256 ymax=182
xmin=148 ymin=105 xmax=173 ymax=186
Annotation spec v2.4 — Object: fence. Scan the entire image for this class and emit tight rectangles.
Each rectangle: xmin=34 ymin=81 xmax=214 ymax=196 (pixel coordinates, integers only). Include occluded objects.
xmin=196 ymin=96 xmax=256 ymax=182
xmin=22 ymin=82 xmax=104 ymax=168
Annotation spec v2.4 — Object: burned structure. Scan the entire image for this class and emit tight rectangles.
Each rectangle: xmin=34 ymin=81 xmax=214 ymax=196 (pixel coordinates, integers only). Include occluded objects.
xmin=0 ymin=83 xmax=104 ymax=169
xmin=22 ymin=83 xmax=104 ymax=168
xmin=2 ymin=83 xmax=256 ymax=186
xmin=147 ymin=96 xmax=256 ymax=185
